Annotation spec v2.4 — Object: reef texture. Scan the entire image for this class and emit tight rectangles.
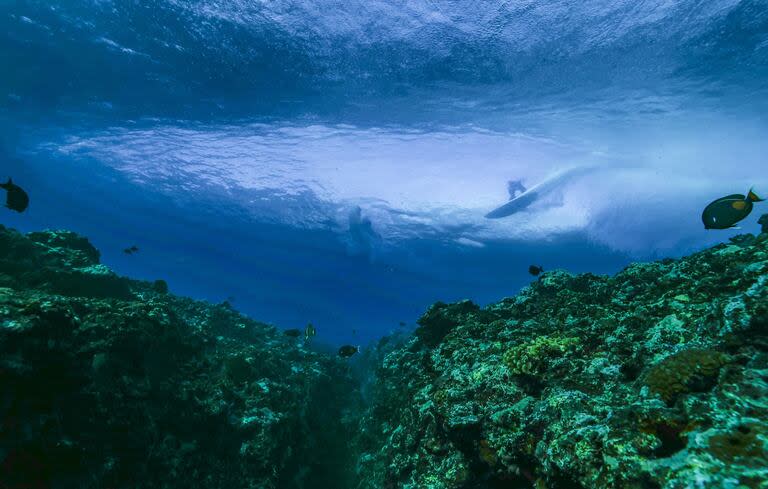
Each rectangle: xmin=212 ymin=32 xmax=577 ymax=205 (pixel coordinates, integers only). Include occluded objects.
xmin=354 ymin=230 xmax=768 ymax=488
xmin=0 ymin=225 xmax=359 ymax=489
xmin=3 ymin=222 xmax=768 ymax=489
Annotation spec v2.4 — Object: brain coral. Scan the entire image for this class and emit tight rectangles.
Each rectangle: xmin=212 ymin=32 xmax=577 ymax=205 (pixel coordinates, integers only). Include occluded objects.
xmin=503 ymin=335 xmax=580 ymax=376
xmin=644 ymin=348 xmax=727 ymax=403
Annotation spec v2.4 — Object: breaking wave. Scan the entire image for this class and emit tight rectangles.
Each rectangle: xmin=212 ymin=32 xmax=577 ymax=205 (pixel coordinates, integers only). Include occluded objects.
xmin=2 ymin=0 xmax=767 ymax=341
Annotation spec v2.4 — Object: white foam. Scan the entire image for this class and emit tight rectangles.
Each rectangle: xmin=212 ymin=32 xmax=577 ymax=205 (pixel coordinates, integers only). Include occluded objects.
xmin=53 ymin=109 xmax=768 ymax=256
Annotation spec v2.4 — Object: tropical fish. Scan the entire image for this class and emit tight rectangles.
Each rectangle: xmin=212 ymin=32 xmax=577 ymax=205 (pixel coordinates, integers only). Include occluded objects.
xmin=0 ymin=178 xmax=29 ymax=213
xmin=123 ymin=245 xmax=139 ymax=255
xmin=338 ymin=345 xmax=360 ymax=358
xmin=304 ymin=323 xmax=316 ymax=341
xmin=701 ymin=189 xmax=764 ymax=230
xmin=284 ymin=328 xmax=302 ymax=338
xmin=529 ymin=265 xmax=544 ymax=276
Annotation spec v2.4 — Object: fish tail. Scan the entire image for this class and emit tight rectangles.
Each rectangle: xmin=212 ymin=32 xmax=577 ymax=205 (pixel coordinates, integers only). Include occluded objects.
xmin=747 ymin=188 xmax=764 ymax=202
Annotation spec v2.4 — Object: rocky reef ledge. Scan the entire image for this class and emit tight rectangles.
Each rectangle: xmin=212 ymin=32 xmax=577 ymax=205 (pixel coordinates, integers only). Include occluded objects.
xmin=0 ymin=225 xmax=360 ymax=489
xmin=353 ymin=231 xmax=768 ymax=488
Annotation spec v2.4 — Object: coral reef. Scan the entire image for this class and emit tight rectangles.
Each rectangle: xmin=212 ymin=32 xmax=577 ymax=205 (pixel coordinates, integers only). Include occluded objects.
xmin=3 ymin=219 xmax=768 ymax=489
xmin=0 ymin=225 xmax=360 ymax=489
xmin=353 ymin=230 xmax=768 ymax=488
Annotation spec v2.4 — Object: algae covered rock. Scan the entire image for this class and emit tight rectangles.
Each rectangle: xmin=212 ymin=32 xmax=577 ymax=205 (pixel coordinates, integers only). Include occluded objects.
xmin=415 ymin=300 xmax=481 ymax=347
xmin=0 ymin=226 xmax=129 ymax=298
xmin=354 ymin=236 xmax=768 ymax=488
xmin=152 ymin=279 xmax=169 ymax=294
xmin=759 ymin=213 xmax=768 ymax=233
xmin=26 ymin=229 xmax=101 ymax=266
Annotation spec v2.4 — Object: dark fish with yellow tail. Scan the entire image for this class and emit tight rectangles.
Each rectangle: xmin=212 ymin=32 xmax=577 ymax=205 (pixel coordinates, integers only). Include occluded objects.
xmin=1 ymin=178 xmax=29 ymax=213
xmin=702 ymin=188 xmax=764 ymax=230
xmin=338 ymin=345 xmax=360 ymax=358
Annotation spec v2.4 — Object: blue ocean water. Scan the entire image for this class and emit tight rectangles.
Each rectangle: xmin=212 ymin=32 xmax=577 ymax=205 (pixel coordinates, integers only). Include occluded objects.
xmin=2 ymin=0 xmax=767 ymax=347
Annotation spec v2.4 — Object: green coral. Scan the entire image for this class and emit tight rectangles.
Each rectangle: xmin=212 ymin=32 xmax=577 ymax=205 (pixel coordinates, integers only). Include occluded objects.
xmin=644 ymin=348 xmax=727 ymax=403
xmin=503 ymin=335 xmax=580 ymax=375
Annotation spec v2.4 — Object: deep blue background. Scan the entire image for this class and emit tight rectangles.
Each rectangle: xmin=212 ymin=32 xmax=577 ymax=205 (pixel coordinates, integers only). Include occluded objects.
xmin=2 ymin=0 xmax=766 ymax=346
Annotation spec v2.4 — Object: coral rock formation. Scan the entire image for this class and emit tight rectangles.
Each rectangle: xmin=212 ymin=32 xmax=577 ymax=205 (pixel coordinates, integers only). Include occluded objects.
xmin=0 ymin=225 xmax=359 ymax=489
xmin=354 ymin=231 xmax=768 ymax=488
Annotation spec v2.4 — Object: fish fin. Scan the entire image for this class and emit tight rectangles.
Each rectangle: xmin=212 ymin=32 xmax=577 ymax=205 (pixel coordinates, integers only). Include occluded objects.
xmin=747 ymin=188 xmax=765 ymax=202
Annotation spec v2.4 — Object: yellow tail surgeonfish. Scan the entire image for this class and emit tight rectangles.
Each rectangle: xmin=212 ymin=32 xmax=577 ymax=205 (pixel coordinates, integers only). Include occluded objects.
xmin=702 ymin=188 xmax=764 ymax=230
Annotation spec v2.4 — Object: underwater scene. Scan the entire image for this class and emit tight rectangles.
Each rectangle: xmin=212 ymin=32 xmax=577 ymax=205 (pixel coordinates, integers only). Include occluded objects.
xmin=1 ymin=1 xmax=768 ymax=488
